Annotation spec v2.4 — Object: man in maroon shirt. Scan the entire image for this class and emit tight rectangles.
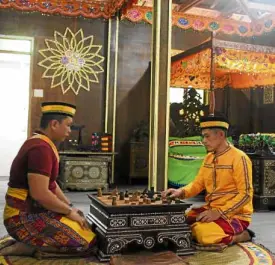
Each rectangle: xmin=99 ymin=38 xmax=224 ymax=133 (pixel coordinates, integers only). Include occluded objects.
xmin=1 ymin=102 xmax=96 ymax=257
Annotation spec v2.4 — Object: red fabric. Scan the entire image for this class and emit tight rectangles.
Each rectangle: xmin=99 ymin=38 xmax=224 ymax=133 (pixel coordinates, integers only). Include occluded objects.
xmin=9 ymin=138 xmax=58 ymax=193
xmin=187 ymin=207 xmax=249 ymax=244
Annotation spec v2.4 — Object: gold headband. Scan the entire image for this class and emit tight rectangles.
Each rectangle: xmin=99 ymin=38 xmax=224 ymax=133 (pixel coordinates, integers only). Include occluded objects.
xmin=200 ymin=121 xmax=229 ymax=130
xmin=41 ymin=104 xmax=76 ymax=116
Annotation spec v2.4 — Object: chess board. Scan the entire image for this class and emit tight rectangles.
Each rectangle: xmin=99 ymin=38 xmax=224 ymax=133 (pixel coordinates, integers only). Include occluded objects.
xmin=87 ymin=192 xmax=195 ymax=261
xmin=89 ymin=193 xmax=188 ymax=214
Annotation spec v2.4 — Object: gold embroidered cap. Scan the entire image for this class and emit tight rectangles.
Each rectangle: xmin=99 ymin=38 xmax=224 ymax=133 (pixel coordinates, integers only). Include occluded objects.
xmin=41 ymin=102 xmax=76 ymax=117
xmin=200 ymin=116 xmax=229 ymax=130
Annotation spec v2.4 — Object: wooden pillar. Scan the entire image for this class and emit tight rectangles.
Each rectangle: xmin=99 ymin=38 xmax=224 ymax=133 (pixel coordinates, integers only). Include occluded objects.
xmin=148 ymin=0 xmax=172 ymax=191
xmin=104 ymin=15 xmax=119 ymax=184
xmin=209 ymin=32 xmax=216 ymax=116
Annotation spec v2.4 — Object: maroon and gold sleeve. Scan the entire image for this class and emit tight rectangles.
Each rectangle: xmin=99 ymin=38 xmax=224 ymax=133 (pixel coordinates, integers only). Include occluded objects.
xmin=27 ymin=146 xmax=53 ymax=177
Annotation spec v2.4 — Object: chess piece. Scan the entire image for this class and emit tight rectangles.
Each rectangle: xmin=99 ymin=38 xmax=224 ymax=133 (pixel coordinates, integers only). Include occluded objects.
xmin=146 ymin=198 xmax=151 ymax=204
xmin=175 ymin=198 xmax=181 ymax=204
xmin=112 ymin=196 xmax=117 ymax=206
xmin=142 ymin=188 xmax=148 ymax=195
xmin=143 ymin=194 xmax=148 ymax=203
xmin=125 ymin=197 xmax=130 ymax=204
xmin=97 ymin=188 xmax=102 ymax=197
xmin=167 ymin=198 xmax=172 ymax=205
xmin=132 ymin=192 xmax=138 ymax=202
xmin=112 ymin=187 xmax=118 ymax=197
xmin=119 ymin=191 xmax=125 ymax=200
xmin=125 ymin=190 xmax=129 ymax=198
xmin=139 ymin=199 xmax=143 ymax=205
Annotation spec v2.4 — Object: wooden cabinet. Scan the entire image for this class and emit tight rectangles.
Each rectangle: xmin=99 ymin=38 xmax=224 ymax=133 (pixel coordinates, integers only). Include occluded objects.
xmin=249 ymin=155 xmax=275 ymax=211
xmin=129 ymin=142 xmax=148 ymax=184
xmin=58 ymin=151 xmax=115 ymax=191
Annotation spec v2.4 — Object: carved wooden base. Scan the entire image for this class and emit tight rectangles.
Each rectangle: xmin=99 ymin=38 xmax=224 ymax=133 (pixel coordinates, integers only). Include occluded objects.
xmin=253 ymin=195 xmax=275 ymax=211
xmin=89 ymin=217 xmax=194 ymax=261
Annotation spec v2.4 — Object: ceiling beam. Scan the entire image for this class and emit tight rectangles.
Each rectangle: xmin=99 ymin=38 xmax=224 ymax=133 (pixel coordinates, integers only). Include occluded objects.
xmin=172 ymin=0 xmax=204 ymax=13
xmin=243 ymin=0 xmax=275 ymax=12
xmin=236 ymin=0 xmax=258 ymax=21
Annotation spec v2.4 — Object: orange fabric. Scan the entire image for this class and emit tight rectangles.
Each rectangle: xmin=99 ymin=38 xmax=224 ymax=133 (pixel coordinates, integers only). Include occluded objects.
xmin=171 ymin=47 xmax=275 ymax=89
xmin=0 ymin=0 xmax=125 ymax=19
xmin=187 ymin=207 xmax=249 ymax=245
xmin=182 ymin=146 xmax=253 ymax=222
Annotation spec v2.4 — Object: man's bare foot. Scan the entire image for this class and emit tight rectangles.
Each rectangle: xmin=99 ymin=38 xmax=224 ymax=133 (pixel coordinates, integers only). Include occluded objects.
xmin=232 ymin=230 xmax=251 ymax=244
xmin=0 ymin=242 xmax=35 ymax=256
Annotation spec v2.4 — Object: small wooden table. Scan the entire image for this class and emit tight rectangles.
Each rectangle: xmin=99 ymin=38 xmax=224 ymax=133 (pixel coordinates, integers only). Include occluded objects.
xmin=58 ymin=151 xmax=116 ymax=191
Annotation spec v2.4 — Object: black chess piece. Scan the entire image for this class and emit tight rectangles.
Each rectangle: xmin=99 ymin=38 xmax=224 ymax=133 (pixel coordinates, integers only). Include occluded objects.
xmin=142 ymin=188 xmax=148 ymax=195
xmin=125 ymin=190 xmax=129 ymax=198
xmin=119 ymin=191 xmax=125 ymax=200
xmin=148 ymin=188 xmax=155 ymax=199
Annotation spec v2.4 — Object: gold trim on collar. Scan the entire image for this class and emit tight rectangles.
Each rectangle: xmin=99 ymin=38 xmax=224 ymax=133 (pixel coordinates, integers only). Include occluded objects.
xmin=200 ymin=121 xmax=229 ymax=129
xmin=31 ymin=134 xmax=59 ymax=162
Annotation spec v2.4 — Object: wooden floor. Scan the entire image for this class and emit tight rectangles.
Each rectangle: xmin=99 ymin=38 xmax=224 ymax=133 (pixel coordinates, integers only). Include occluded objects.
xmin=0 ymin=179 xmax=274 ymax=253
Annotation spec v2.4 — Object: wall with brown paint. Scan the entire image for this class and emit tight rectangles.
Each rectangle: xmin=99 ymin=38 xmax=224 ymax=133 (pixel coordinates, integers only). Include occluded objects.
xmin=0 ymin=10 xmax=107 ymax=143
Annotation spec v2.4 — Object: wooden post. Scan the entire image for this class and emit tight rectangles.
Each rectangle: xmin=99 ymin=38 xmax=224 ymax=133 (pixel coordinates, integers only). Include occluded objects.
xmin=104 ymin=15 xmax=119 ymax=184
xmin=209 ymin=32 xmax=216 ymax=116
xmin=148 ymin=0 xmax=172 ymax=191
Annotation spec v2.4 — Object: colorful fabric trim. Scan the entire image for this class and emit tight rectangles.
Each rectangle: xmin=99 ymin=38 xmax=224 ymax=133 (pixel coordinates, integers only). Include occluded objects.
xmin=169 ymin=140 xmax=203 ymax=147
xmin=122 ymin=6 xmax=275 ymax=37
xmin=0 ymin=0 xmax=126 ymax=19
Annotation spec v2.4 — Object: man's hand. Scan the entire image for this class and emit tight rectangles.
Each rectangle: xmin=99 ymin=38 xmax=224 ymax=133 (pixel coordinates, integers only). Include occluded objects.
xmin=67 ymin=208 xmax=90 ymax=230
xmin=161 ymin=188 xmax=184 ymax=199
xmin=196 ymin=209 xmax=221 ymax=223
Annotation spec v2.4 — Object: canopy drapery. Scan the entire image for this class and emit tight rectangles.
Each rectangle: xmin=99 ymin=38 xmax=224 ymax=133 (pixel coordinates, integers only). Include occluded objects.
xmin=123 ymin=6 xmax=275 ymax=37
xmin=0 ymin=0 xmax=126 ymax=19
xmin=171 ymin=39 xmax=275 ymax=90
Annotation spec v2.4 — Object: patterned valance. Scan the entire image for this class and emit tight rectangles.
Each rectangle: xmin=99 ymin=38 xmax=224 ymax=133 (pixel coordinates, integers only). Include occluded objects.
xmin=171 ymin=40 xmax=275 ymax=89
xmin=0 ymin=0 xmax=125 ymax=19
xmin=123 ymin=6 xmax=275 ymax=37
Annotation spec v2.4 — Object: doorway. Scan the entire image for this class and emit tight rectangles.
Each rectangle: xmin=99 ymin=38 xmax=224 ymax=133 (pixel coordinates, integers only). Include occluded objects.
xmin=0 ymin=37 xmax=33 ymax=177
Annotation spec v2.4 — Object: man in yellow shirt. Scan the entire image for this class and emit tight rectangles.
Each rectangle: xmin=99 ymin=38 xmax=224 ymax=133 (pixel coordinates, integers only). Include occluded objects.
xmin=163 ymin=116 xmax=254 ymax=246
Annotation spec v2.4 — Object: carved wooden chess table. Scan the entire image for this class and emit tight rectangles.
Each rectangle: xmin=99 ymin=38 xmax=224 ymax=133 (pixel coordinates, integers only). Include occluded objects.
xmin=87 ymin=193 xmax=194 ymax=261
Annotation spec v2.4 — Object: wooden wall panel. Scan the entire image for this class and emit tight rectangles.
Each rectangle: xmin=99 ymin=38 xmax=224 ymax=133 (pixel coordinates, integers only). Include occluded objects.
xmin=0 ymin=10 xmax=107 ymax=142
xmin=115 ymin=22 xmax=151 ymax=182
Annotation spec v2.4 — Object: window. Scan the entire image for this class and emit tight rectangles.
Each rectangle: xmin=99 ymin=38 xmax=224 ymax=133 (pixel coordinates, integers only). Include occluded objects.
xmin=0 ymin=38 xmax=32 ymax=53
xmin=170 ymin=87 xmax=204 ymax=104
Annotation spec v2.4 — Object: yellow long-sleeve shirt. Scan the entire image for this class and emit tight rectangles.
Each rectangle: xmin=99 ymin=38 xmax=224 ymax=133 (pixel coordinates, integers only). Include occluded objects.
xmin=182 ymin=146 xmax=253 ymax=222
